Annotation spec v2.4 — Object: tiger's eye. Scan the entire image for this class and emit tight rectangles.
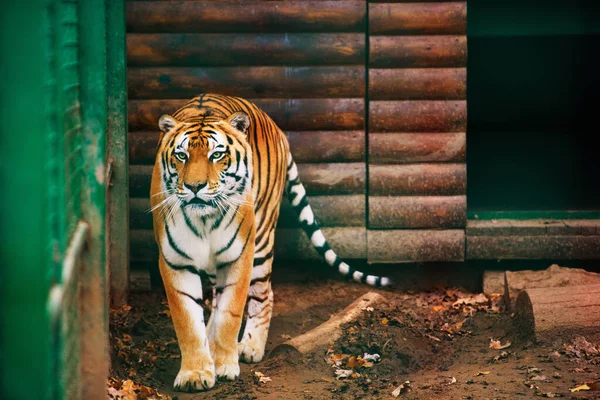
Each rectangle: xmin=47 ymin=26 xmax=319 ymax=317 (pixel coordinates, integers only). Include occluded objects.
xmin=211 ymin=152 xmax=224 ymax=161
xmin=175 ymin=152 xmax=187 ymax=162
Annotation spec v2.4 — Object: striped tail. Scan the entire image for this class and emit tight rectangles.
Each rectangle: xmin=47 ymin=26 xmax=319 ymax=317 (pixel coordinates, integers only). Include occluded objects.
xmin=285 ymin=153 xmax=392 ymax=287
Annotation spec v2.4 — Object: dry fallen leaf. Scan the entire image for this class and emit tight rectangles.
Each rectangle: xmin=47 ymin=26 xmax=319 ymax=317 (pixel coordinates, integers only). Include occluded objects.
xmin=489 ymin=339 xmax=511 ymax=350
xmin=280 ymin=334 xmax=292 ymax=340
xmin=254 ymin=371 xmax=272 ymax=384
xmin=381 ymin=317 xmax=389 ymax=325
xmin=334 ymin=369 xmax=354 ymax=380
xmin=391 ymin=381 xmax=410 ymax=397
xmin=448 ymin=377 xmax=457 ymax=385
xmin=475 ymin=371 xmax=490 ymax=376
xmin=530 ymin=375 xmax=547 ymax=381
xmin=569 ymin=384 xmax=590 ymax=392
xmin=362 ymin=306 xmax=374 ymax=312
xmin=363 ymin=353 xmax=381 ymax=362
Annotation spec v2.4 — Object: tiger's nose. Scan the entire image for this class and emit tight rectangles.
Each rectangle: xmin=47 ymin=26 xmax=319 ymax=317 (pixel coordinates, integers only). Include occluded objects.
xmin=185 ymin=181 xmax=207 ymax=194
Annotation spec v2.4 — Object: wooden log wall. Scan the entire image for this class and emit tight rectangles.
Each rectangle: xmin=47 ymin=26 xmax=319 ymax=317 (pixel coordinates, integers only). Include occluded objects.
xmin=367 ymin=1 xmax=467 ymax=261
xmin=126 ymin=0 xmax=368 ymax=264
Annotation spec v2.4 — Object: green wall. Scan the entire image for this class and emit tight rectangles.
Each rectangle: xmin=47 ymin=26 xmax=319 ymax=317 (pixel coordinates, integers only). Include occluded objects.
xmin=467 ymin=0 xmax=600 ymax=213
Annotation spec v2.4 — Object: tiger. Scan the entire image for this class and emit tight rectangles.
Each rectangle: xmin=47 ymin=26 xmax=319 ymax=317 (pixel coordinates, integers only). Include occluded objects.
xmin=150 ymin=93 xmax=391 ymax=392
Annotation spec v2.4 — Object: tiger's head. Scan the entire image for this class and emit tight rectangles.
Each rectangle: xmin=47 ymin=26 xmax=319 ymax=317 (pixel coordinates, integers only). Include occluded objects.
xmin=154 ymin=111 xmax=253 ymax=217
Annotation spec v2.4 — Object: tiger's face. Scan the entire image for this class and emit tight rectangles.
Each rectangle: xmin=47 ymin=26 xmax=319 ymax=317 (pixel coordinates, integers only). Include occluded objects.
xmin=156 ymin=111 xmax=252 ymax=216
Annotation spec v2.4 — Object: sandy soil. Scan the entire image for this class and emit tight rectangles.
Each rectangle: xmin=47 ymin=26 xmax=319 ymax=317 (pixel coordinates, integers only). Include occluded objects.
xmin=109 ymin=274 xmax=600 ymax=400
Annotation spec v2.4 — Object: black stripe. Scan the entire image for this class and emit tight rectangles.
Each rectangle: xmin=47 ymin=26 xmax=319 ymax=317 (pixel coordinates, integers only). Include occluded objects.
xmin=165 ymin=222 xmax=192 ymax=260
xmin=253 ymin=250 xmax=274 ymax=267
xmin=247 ymin=295 xmax=267 ymax=303
xmin=177 ymin=290 xmax=203 ymax=306
xmin=182 ymin=208 xmax=201 ymax=237
xmin=215 ymin=214 xmax=246 ymax=255
xmin=250 ymin=273 xmax=271 ymax=285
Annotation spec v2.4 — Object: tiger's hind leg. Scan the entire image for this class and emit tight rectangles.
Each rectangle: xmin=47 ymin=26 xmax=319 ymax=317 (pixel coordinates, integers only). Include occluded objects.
xmin=238 ymin=254 xmax=274 ymax=363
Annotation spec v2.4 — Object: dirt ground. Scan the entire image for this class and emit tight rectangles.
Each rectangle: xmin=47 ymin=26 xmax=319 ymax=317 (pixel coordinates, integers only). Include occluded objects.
xmin=108 ymin=268 xmax=600 ymax=400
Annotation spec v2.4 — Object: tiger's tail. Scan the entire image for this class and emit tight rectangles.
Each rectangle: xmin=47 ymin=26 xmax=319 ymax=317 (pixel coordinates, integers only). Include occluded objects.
xmin=285 ymin=153 xmax=392 ymax=287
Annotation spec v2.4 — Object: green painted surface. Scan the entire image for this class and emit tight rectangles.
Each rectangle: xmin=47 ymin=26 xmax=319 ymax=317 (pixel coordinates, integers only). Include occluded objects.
xmin=0 ymin=1 xmax=53 ymax=398
xmin=1 ymin=0 xmax=113 ymax=398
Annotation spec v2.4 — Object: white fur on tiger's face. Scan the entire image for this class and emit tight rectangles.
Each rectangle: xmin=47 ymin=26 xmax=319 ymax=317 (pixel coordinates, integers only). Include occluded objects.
xmin=150 ymin=94 xmax=392 ymax=393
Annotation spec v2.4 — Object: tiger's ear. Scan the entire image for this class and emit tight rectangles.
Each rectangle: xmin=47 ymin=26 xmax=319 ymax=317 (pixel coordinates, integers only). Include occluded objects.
xmin=158 ymin=114 xmax=178 ymax=133
xmin=226 ymin=111 xmax=250 ymax=134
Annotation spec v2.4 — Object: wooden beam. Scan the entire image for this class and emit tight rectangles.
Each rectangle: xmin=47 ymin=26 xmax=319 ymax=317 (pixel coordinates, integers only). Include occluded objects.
xmin=467 ymin=235 xmax=600 ymax=260
xmin=369 ymin=195 xmax=466 ymax=229
xmin=369 ymin=2 xmax=466 ymax=35
xmin=127 ymin=33 xmax=365 ymax=67
xmin=126 ymin=1 xmax=366 ymax=34
xmin=129 ymin=130 xmax=365 ymax=165
xmin=130 ymin=227 xmax=367 ymax=262
xmin=370 ymin=35 xmax=467 ymax=68
xmin=515 ymin=284 xmax=600 ymax=343
xmin=368 ymin=229 xmax=465 ymax=262
xmin=128 ymin=66 xmax=365 ymax=100
xmin=369 ymin=68 xmax=466 ymax=100
xmin=129 ymin=163 xmax=365 ymax=197
xmin=370 ymin=100 xmax=466 ymax=133
xmin=369 ymin=164 xmax=466 ymax=196
xmin=130 ymin=195 xmax=366 ymax=230
xmin=369 ymin=132 xmax=465 ymax=164
xmin=128 ymin=98 xmax=365 ymax=131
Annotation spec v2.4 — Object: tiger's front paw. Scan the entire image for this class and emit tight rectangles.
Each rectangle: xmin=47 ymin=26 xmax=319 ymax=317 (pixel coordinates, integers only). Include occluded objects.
xmin=215 ymin=357 xmax=240 ymax=381
xmin=174 ymin=366 xmax=216 ymax=392
xmin=238 ymin=338 xmax=266 ymax=363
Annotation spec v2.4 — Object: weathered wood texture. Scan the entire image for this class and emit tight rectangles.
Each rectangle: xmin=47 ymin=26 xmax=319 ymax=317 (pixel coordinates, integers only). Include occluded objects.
xmin=369 ymin=132 xmax=465 ymax=164
xmin=370 ymin=68 xmax=466 ymax=100
xmin=129 ymin=163 xmax=365 ymax=197
xmin=467 ymin=219 xmax=600 ymax=237
xmin=370 ymin=101 xmax=467 ymax=132
xmin=369 ymin=2 xmax=466 ymax=35
xmin=128 ymin=33 xmax=365 ymax=66
xmin=504 ymin=264 xmax=600 ymax=311
xmin=515 ymin=284 xmax=600 ymax=343
xmin=368 ymin=229 xmax=465 ymax=262
xmin=370 ymin=36 xmax=467 ymax=68
xmin=130 ymin=130 xmax=365 ymax=165
xmin=130 ymin=227 xmax=367 ymax=262
xmin=128 ymin=98 xmax=365 ymax=131
xmin=369 ymin=164 xmax=466 ymax=196
xmin=130 ymin=195 xmax=366 ymax=230
xmin=270 ymin=292 xmax=387 ymax=357
xmin=128 ymin=66 xmax=365 ymax=99
xmin=482 ymin=271 xmax=505 ymax=296
xmin=467 ymin=236 xmax=600 ymax=260
xmin=369 ymin=195 xmax=466 ymax=229
xmin=126 ymin=1 xmax=366 ymax=33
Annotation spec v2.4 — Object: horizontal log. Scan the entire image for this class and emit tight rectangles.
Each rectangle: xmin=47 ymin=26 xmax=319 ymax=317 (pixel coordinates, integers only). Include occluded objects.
xmin=126 ymin=1 xmax=366 ymax=34
xmin=368 ymin=195 xmax=466 ymax=229
xmin=369 ymin=68 xmax=466 ymax=100
xmin=505 ymin=264 xmax=600 ymax=312
xmin=515 ymin=284 xmax=600 ymax=343
xmin=370 ymin=35 xmax=467 ymax=68
xmin=369 ymin=132 xmax=466 ymax=164
xmin=466 ymin=236 xmax=600 ymax=260
xmin=369 ymin=164 xmax=466 ymax=196
xmin=130 ymin=195 xmax=366 ymax=230
xmin=367 ymin=229 xmax=465 ymax=262
xmin=369 ymin=2 xmax=466 ymax=35
xmin=129 ymin=163 xmax=365 ymax=198
xmin=467 ymin=219 xmax=600 ymax=237
xmin=128 ymin=98 xmax=365 ymax=131
xmin=279 ymin=194 xmax=365 ymax=228
xmin=370 ymin=100 xmax=466 ymax=133
xmin=128 ymin=66 xmax=365 ymax=100
xmin=127 ymin=33 xmax=365 ymax=67
xmin=130 ymin=130 xmax=365 ymax=165
xmin=130 ymin=227 xmax=367 ymax=262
